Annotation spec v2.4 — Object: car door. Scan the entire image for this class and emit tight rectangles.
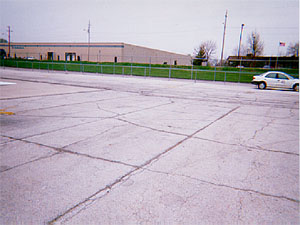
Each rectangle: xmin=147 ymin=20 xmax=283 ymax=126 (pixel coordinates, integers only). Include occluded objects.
xmin=265 ymin=73 xmax=278 ymax=87
xmin=277 ymin=73 xmax=291 ymax=88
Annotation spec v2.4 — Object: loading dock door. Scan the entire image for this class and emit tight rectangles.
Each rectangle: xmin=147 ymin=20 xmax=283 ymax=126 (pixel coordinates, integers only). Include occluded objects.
xmin=65 ymin=53 xmax=76 ymax=61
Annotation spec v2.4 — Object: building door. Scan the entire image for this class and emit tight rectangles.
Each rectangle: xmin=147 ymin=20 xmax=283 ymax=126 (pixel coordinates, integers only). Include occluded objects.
xmin=47 ymin=52 xmax=53 ymax=61
xmin=65 ymin=53 xmax=76 ymax=61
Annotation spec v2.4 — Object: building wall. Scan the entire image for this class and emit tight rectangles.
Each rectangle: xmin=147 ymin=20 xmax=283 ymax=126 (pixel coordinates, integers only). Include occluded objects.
xmin=123 ymin=43 xmax=191 ymax=65
xmin=0 ymin=42 xmax=192 ymax=65
xmin=0 ymin=43 xmax=124 ymax=62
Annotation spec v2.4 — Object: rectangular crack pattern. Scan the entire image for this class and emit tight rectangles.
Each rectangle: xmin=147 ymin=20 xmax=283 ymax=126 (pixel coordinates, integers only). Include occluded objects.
xmin=1 ymin=69 xmax=298 ymax=225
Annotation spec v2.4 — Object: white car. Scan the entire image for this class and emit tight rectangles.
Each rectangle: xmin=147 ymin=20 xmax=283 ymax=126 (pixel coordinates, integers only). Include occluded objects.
xmin=251 ymin=71 xmax=299 ymax=91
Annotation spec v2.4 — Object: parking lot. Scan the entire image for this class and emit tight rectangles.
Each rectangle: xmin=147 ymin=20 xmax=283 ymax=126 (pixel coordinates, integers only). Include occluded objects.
xmin=0 ymin=68 xmax=299 ymax=224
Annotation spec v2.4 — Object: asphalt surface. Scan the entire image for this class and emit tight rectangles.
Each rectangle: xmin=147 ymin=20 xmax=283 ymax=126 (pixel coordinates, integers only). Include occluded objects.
xmin=0 ymin=68 xmax=299 ymax=224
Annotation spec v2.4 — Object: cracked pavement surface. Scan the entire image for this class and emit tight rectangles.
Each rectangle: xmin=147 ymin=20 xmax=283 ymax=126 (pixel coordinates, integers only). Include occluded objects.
xmin=0 ymin=68 xmax=299 ymax=224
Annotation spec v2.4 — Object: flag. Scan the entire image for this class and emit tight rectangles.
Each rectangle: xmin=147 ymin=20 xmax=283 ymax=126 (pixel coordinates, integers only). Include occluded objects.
xmin=279 ymin=42 xmax=286 ymax=47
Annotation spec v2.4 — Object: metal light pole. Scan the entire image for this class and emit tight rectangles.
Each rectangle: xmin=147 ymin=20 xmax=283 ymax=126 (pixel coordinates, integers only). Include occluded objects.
xmin=87 ymin=20 xmax=90 ymax=62
xmin=238 ymin=24 xmax=245 ymax=58
xmin=7 ymin=26 xmax=12 ymax=58
xmin=84 ymin=20 xmax=91 ymax=61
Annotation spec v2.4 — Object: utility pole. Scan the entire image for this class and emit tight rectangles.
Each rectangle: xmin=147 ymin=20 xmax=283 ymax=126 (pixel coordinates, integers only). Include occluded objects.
xmin=87 ymin=20 xmax=91 ymax=61
xmin=238 ymin=24 xmax=245 ymax=67
xmin=7 ymin=26 xmax=12 ymax=58
xmin=220 ymin=10 xmax=228 ymax=66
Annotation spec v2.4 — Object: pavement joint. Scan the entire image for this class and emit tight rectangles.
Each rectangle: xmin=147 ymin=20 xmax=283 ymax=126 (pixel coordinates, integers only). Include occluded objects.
xmin=1 ymin=69 xmax=298 ymax=224
xmin=115 ymin=117 xmax=188 ymax=137
xmin=16 ymin=95 xmax=130 ymax=114
xmin=2 ymin=135 xmax=139 ymax=169
xmin=145 ymin=168 xmax=300 ymax=204
xmin=0 ymin=76 xmax=112 ymax=92
xmin=61 ymin=124 xmax=127 ymax=149
xmin=0 ymin=152 xmax=61 ymax=173
xmin=47 ymin=106 xmax=241 ymax=224
xmin=194 ymin=137 xmax=299 ymax=156
xmin=14 ymin=119 xmax=100 ymax=140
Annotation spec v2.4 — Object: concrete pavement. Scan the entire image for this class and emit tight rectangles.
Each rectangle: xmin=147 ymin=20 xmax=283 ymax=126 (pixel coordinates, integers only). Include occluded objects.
xmin=0 ymin=68 xmax=299 ymax=224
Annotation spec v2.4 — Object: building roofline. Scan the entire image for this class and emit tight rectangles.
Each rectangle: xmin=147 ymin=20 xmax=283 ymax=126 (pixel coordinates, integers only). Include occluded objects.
xmin=0 ymin=42 xmax=190 ymax=56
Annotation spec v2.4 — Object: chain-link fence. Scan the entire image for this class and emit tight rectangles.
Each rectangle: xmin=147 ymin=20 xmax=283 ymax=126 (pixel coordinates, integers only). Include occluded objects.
xmin=2 ymin=58 xmax=299 ymax=83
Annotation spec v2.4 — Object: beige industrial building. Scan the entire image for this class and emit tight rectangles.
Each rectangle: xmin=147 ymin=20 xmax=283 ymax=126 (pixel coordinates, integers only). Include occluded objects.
xmin=0 ymin=42 xmax=192 ymax=65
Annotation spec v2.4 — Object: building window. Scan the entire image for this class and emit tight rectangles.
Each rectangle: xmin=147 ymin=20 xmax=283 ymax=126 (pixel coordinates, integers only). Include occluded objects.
xmin=174 ymin=60 xmax=177 ymax=66
xmin=57 ymin=55 xmax=60 ymax=61
xmin=114 ymin=56 xmax=118 ymax=63
xmin=77 ymin=56 xmax=80 ymax=61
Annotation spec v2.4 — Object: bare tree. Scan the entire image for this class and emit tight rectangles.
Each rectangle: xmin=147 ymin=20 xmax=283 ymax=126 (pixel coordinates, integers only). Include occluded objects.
xmin=0 ymin=38 xmax=8 ymax=43
xmin=287 ymin=42 xmax=299 ymax=57
xmin=193 ymin=40 xmax=217 ymax=65
xmin=232 ymin=44 xmax=247 ymax=56
xmin=247 ymin=31 xmax=264 ymax=57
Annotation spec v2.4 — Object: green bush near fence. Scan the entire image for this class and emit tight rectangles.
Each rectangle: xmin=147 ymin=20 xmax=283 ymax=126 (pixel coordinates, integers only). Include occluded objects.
xmin=1 ymin=59 xmax=298 ymax=83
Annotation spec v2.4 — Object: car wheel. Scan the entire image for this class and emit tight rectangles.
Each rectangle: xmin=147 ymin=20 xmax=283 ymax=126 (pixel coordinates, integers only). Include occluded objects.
xmin=293 ymin=84 xmax=299 ymax=92
xmin=258 ymin=82 xmax=266 ymax=89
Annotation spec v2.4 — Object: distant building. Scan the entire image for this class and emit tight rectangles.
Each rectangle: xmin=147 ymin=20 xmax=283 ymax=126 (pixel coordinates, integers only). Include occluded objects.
xmin=0 ymin=42 xmax=192 ymax=66
xmin=227 ymin=55 xmax=299 ymax=69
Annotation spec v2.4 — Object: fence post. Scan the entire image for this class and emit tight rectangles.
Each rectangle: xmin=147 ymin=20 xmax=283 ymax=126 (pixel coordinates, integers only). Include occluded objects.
xmin=191 ymin=59 xmax=194 ymax=80
xmin=131 ymin=56 xmax=133 ymax=76
xmin=214 ymin=66 xmax=216 ymax=81
xmin=224 ymin=71 xmax=227 ymax=82
xmin=144 ymin=67 xmax=146 ymax=77
xmin=149 ymin=57 xmax=151 ymax=76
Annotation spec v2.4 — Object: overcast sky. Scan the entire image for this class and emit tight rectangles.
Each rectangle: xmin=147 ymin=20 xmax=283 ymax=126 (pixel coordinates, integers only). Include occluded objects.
xmin=0 ymin=0 xmax=299 ymax=59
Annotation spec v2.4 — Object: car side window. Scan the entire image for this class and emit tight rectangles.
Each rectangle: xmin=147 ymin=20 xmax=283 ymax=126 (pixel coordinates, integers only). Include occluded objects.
xmin=265 ymin=73 xmax=276 ymax=79
xmin=277 ymin=74 xmax=289 ymax=80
